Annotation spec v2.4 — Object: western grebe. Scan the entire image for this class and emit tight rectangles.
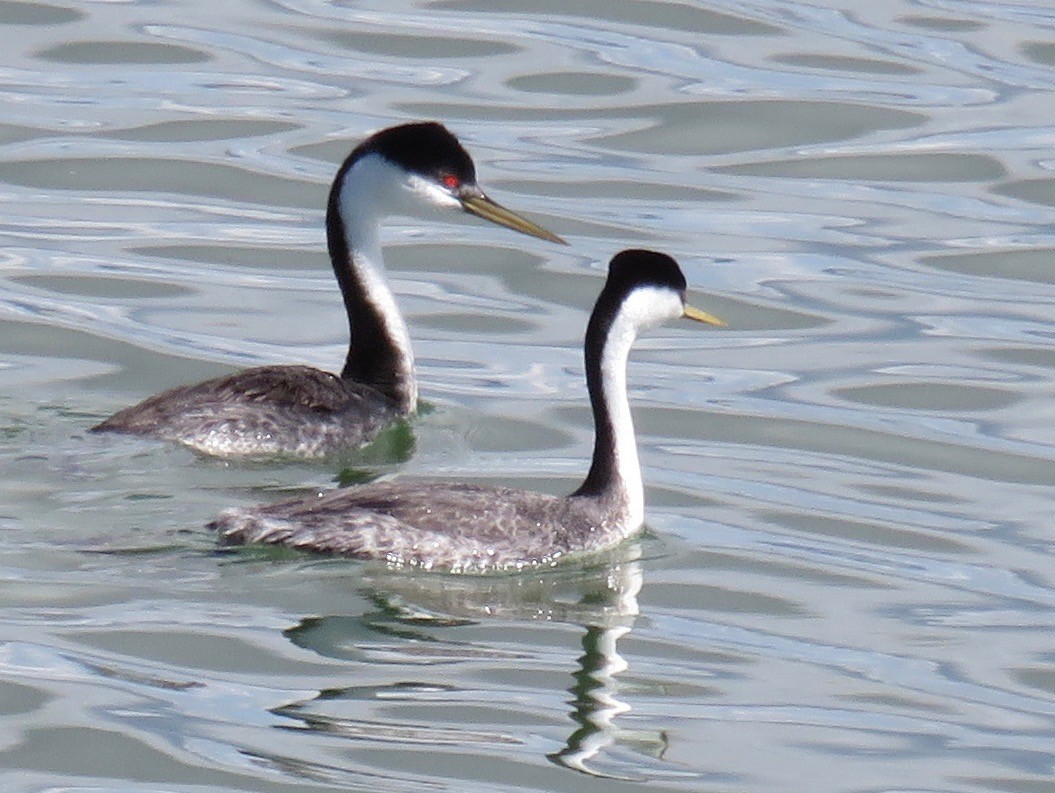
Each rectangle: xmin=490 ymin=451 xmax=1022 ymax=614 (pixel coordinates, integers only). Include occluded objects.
xmin=91 ymin=122 xmax=565 ymax=458
xmin=211 ymin=249 xmax=725 ymax=572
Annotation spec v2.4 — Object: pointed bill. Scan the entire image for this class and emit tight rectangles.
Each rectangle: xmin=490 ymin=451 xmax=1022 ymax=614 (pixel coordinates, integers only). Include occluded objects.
xmin=683 ymin=304 xmax=726 ymax=327
xmin=460 ymin=192 xmax=567 ymax=245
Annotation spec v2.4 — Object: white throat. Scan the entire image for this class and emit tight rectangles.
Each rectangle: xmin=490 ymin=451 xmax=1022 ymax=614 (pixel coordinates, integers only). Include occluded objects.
xmin=336 ymin=156 xmax=418 ymax=409
xmin=597 ymin=286 xmax=684 ymax=532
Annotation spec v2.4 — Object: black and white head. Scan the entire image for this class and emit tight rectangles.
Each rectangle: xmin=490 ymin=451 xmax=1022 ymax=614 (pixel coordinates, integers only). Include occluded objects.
xmin=330 ymin=121 xmax=565 ymax=243
xmin=594 ymin=249 xmax=725 ymax=340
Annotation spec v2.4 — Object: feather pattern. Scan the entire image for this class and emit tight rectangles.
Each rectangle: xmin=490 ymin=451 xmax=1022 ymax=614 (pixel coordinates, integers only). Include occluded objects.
xmin=93 ymin=365 xmax=399 ymax=458
xmin=213 ymin=482 xmax=628 ymax=572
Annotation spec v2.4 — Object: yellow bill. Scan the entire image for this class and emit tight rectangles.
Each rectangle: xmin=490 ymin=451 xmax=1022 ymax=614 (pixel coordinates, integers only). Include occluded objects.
xmin=461 ymin=192 xmax=567 ymax=245
xmin=684 ymin=303 xmax=726 ymax=327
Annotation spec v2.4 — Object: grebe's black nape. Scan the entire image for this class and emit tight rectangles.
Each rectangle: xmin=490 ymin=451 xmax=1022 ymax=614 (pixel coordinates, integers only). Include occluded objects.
xmin=91 ymin=122 xmax=565 ymax=459
xmin=212 ymin=249 xmax=725 ymax=572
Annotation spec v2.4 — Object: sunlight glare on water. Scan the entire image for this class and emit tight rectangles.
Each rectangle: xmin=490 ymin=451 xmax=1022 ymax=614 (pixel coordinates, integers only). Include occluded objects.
xmin=1 ymin=0 xmax=1055 ymax=791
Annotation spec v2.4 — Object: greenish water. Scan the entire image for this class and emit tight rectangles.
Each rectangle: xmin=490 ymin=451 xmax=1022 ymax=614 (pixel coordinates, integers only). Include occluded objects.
xmin=2 ymin=1 xmax=1055 ymax=791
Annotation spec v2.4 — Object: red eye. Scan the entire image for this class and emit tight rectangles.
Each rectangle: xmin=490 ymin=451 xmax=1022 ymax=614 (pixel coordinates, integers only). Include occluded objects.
xmin=441 ymin=174 xmax=461 ymax=190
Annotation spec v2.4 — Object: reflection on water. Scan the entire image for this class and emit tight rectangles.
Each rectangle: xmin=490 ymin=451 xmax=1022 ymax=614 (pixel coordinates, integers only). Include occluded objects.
xmin=549 ymin=619 xmax=650 ymax=779
xmin=278 ymin=546 xmax=645 ymax=781
xmin=2 ymin=0 xmax=1055 ymax=790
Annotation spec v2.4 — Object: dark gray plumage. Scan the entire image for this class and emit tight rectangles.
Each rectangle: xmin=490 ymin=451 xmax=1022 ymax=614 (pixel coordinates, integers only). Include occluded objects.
xmin=211 ymin=250 xmax=725 ymax=572
xmin=92 ymin=365 xmax=398 ymax=458
xmin=214 ymin=482 xmax=625 ymax=572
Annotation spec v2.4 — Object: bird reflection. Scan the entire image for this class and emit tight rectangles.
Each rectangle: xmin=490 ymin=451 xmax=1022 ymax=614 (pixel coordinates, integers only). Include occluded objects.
xmin=552 ymin=624 xmax=648 ymax=779
xmin=273 ymin=542 xmax=659 ymax=779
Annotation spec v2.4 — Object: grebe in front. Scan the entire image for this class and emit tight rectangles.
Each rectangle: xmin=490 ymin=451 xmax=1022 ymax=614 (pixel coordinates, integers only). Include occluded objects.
xmin=92 ymin=122 xmax=565 ymax=459
xmin=211 ymin=249 xmax=725 ymax=572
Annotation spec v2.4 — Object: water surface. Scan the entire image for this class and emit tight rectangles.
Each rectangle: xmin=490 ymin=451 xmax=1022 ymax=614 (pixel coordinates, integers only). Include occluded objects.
xmin=2 ymin=1 xmax=1055 ymax=791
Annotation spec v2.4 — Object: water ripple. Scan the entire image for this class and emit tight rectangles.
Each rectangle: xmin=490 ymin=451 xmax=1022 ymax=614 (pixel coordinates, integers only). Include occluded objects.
xmin=2 ymin=0 xmax=1055 ymax=790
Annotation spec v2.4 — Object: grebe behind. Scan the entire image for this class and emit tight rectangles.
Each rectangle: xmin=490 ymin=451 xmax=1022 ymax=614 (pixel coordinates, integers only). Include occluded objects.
xmin=92 ymin=122 xmax=565 ymax=459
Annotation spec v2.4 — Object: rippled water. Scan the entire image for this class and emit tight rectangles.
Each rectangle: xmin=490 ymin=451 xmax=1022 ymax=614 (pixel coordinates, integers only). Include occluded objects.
xmin=2 ymin=0 xmax=1055 ymax=790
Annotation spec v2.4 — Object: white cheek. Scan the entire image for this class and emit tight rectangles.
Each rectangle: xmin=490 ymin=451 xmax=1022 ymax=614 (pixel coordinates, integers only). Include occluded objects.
xmin=617 ymin=287 xmax=684 ymax=333
xmin=404 ymin=174 xmax=462 ymax=212
xmin=340 ymin=155 xmax=462 ymax=219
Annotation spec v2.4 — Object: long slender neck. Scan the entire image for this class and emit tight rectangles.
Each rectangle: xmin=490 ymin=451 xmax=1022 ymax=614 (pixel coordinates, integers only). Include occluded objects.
xmin=326 ymin=160 xmax=417 ymax=414
xmin=571 ymin=294 xmax=644 ymax=530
